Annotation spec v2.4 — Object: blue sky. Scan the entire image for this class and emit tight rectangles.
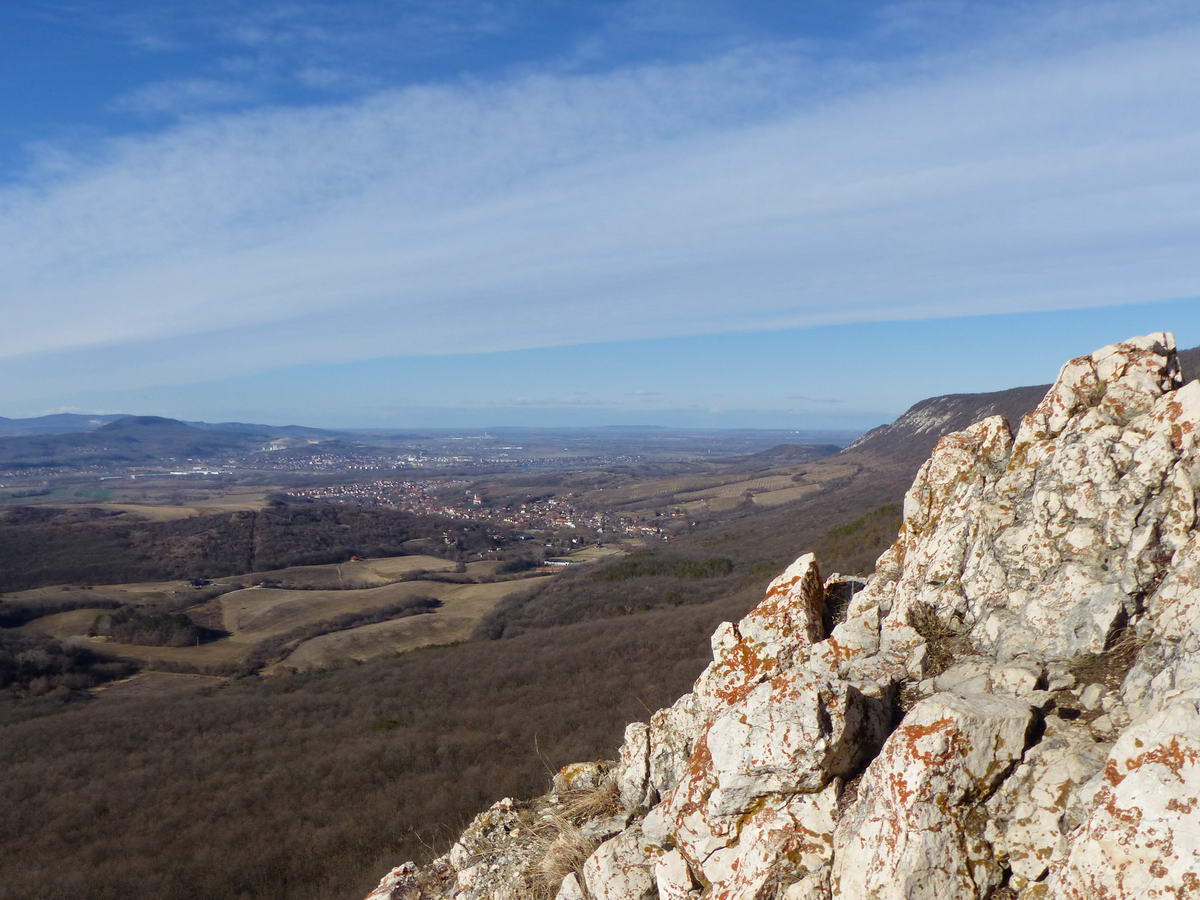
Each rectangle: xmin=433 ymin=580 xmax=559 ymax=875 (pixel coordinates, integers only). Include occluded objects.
xmin=3 ymin=1 xmax=1199 ymax=428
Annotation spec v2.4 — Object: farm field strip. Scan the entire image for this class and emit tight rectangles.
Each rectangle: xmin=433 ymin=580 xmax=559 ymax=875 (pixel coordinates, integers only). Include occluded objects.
xmin=12 ymin=551 xmax=607 ymax=673
xmin=265 ymin=576 xmax=548 ymax=672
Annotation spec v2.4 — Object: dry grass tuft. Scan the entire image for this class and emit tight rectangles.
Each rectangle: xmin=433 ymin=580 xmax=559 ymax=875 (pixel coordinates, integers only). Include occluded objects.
xmin=908 ymin=602 xmax=974 ymax=678
xmin=511 ymin=776 xmax=623 ymax=898
xmin=527 ymin=814 xmax=599 ymax=898
xmin=556 ymin=777 xmax=622 ymax=824
xmin=1068 ymin=626 xmax=1148 ymax=691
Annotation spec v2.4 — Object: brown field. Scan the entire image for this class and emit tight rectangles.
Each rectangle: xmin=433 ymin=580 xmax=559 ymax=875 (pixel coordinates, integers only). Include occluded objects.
xmin=18 ymin=608 xmax=108 ymax=638
xmin=23 ymin=608 xmax=253 ymax=667
xmin=18 ymin=562 xmax=553 ymax=674
xmin=221 ymin=580 xmax=444 ymax=634
xmin=560 ymin=545 xmax=624 ymax=563
xmin=465 ymin=559 xmax=503 ymax=577
xmin=577 ymin=459 xmax=866 ymax=516
xmin=680 ymin=496 xmax=743 ymax=514
xmin=580 ymin=474 xmax=739 ymax=508
xmin=267 ymin=577 xmax=546 ymax=672
xmin=8 ymin=580 xmax=184 ymax=608
xmin=8 ymin=554 xmax=456 ymax=607
xmin=187 ymin=490 xmax=275 ymax=511
xmin=354 ymin=555 xmax=458 ymax=579
xmin=236 ymin=554 xmax=456 ymax=589
xmin=80 ymin=503 xmax=201 ymax=521
xmin=750 ymin=483 xmax=823 ymax=506
xmin=673 ymin=473 xmax=797 ymax=502
xmin=33 ymin=486 xmax=278 ymax=520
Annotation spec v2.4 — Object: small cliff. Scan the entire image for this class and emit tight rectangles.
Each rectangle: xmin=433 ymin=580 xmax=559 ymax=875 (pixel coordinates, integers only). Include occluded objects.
xmin=369 ymin=333 xmax=1200 ymax=899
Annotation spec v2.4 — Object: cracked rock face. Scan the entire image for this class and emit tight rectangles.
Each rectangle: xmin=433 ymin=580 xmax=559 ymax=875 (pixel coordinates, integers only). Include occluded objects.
xmin=831 ymin=691 xmax=1035 ymax=899
xmin=366 ymin=334 xmax=1200 ymax=899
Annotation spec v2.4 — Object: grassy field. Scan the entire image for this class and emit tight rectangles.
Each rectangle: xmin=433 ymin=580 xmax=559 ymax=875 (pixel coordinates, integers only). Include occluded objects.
xmin=12 ymin=554 xmax=582 ymax=674
xmin=557 ymin=545 xmax=624 ymax=564
xmin=267 ymin=577 xmax=546 ymax=672
xmin=236 ymin=554 xmax=457 ymax=589
xmin=0 ymin=482 xmax=278 ymax=515
xmin=576 ymin=458 xmax=865 ymax=516
xmin=222 ymin=581 xmax=445 ymax=634
xmin=8 ymin=579 xmax=188 ymax=609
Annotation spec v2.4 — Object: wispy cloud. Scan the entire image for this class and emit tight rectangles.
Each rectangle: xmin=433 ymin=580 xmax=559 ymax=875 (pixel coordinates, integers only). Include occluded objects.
xmin=505 ymin=397 xmax=615 ymax=407
xmin=3 ymin=1 xmax=1200 ymax=403
xmin=112 ymin=78 xmax=260 ymax=114
xmin=787 ymin=395 xmax=843 ymax=405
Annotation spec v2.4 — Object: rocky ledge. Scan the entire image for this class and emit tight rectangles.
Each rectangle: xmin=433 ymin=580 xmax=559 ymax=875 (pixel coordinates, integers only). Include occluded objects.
xmin=368 ymin=333 xmax=1200 ymax=899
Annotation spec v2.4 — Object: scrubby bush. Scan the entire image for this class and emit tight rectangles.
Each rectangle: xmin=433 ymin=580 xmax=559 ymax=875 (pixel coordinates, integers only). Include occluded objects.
xmin=89 ymin=607 xmax=219 ymax=648
xmin=0 ymin=631 xmax=133 ymax=707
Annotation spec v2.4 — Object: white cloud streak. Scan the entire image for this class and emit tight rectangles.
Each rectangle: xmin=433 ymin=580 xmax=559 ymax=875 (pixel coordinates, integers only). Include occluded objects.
xmin=112 ymin=77 xmax=261 ymax=114
xmin=3 ymin=1 xmax=1200 ymax=399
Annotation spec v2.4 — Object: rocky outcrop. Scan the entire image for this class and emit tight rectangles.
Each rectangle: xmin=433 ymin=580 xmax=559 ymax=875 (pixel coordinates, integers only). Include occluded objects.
xmin=845 ymin=345 xmax=1200 ymax=471
xmin=368 ymin=334 xmax=1200 ymax=899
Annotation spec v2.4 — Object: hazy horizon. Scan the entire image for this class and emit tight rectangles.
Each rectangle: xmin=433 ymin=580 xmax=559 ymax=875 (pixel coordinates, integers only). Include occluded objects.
xmin=9 ymin=300 xmax=1200 ymax=430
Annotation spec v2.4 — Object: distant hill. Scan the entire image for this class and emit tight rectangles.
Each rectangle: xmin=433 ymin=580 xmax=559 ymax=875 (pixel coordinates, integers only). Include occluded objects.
xmin=0 ymin=416 xmax=263 ymax=469
xmin=848 ymin=343 xmax=1200 ymax=467
xmin=0 ymin=413 xmax=129 ymax=436
xmin=1180 ymin=344 xmax=1200 ymax=378
xmin=0 ymin=414 xmax=339 ymax=469
xmin=185 ymin=420 xmax=337 ymax=439
xmin=0 ymin=412 xmax=333 ymax=440
xmin=733 ymin=442 xmax=843 ymax=465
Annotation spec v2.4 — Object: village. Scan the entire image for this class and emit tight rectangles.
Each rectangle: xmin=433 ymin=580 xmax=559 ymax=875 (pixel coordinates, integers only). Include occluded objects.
xmin=286 ymin=477 xmax=683 ymax=542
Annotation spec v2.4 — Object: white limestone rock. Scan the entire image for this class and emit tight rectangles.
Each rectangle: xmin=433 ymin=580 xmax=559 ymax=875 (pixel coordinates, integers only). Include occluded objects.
xmin=984 ymin=731 xmax=1108 ymax=889
xmin=653 ymin=848 xmax=697 ymax=900
xmin=850 ymin=333 xmax=1200 ymax=663
xmin=654 ymin=668 xmax=880 ymax=889
xmin=1078 ymin=683 xmax=1106 ymax=711
xmin=580 ymin=822 xmax=656 ymax=900
xmin=614 ymin=722 xmax=652 ymax=812
xmin=637 ymin=553 xmax=831 ymax=801
xmin=989 ymin=661 xmax=1042 ymax=697
xmin=700 ymin=783 xmax=839 ymax=899
xmin=830 ymin=692 xmax=1034 ymax=899
xmin=1048 ymin=694 xmax=1200 ymax=897
xmin=1123 ymin=531 xmax=1200 ymax=722
xmin=554 ymin=873 xmax=586 ymax=900
xmin=552 ymin=760 xmax=611 ymax=796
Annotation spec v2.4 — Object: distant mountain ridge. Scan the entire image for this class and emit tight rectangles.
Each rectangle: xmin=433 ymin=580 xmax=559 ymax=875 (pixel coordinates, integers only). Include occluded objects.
xmin=0 ymin=413 xmax=128 ymax=436
xmin=0 ymin=415 xmax=336 ymax=469
xmin=0 ymin=412 xmax=334 ymax=439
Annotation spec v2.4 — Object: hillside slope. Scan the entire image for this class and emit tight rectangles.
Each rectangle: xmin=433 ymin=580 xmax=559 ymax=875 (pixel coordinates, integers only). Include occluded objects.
xmin=375 ymin=333 xmax=1200 ymax=899
xmin=0 ymin=415 xmax=337 ymax=467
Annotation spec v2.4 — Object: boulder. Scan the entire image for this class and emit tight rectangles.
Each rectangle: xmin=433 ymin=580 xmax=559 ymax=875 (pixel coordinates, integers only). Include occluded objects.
xmin=830 ymin=692 xmax=1034 ymax=899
